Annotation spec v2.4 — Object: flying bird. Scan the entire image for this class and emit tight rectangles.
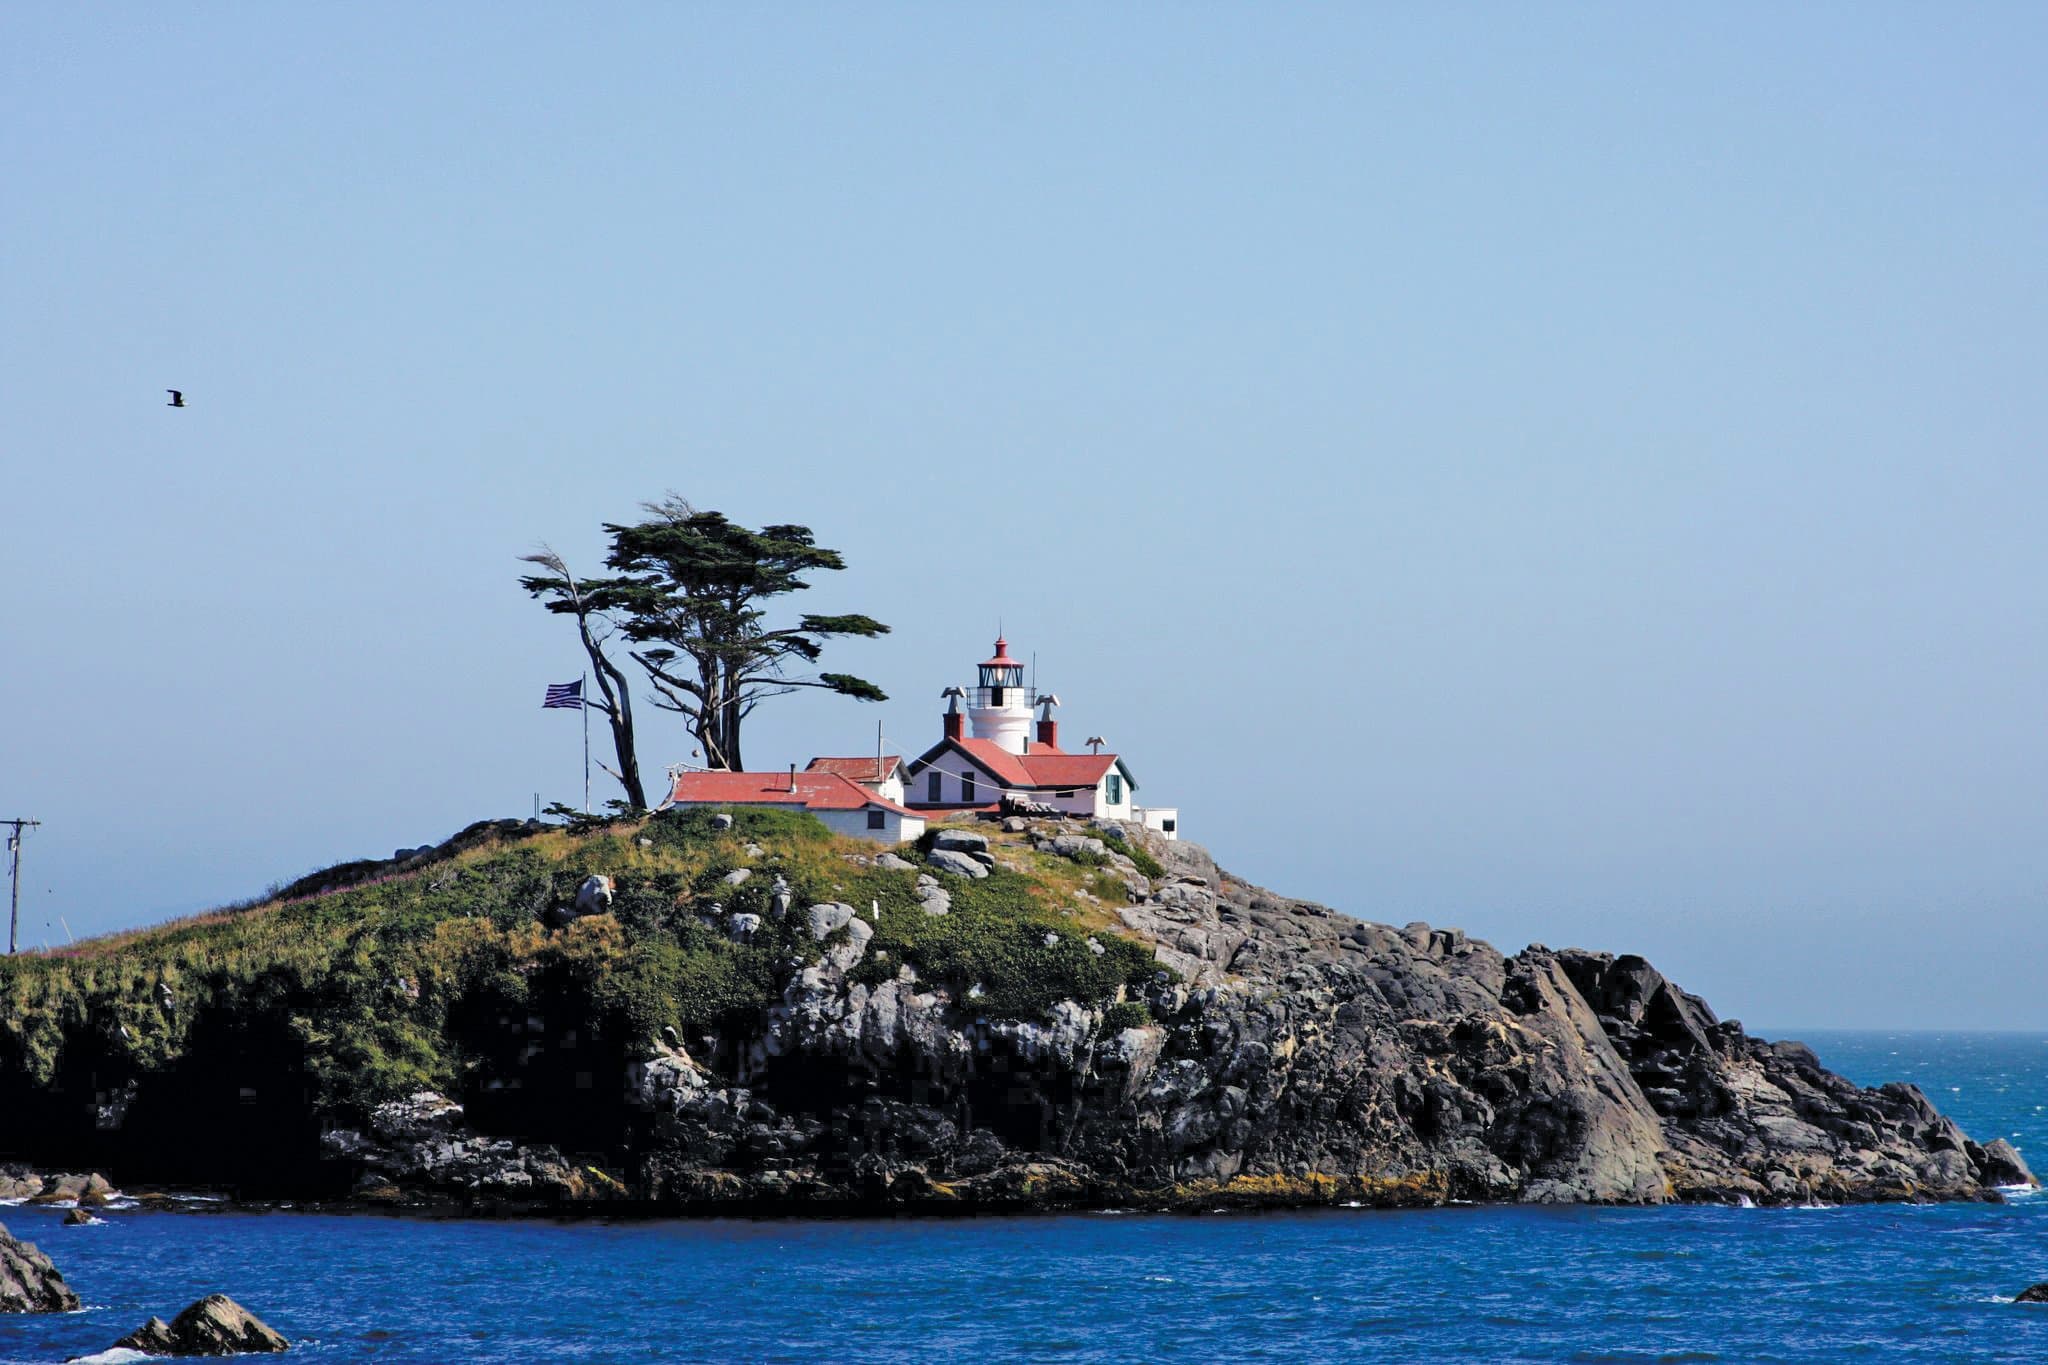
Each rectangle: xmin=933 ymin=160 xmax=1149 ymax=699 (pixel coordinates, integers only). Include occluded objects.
xmin=166 ymin=390 xmax=185 ymax=407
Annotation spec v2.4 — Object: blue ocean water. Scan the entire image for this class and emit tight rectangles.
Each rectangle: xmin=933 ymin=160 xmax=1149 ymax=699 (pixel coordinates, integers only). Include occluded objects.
xmin=4 ymin=1031 xmax=2046 ymax=1364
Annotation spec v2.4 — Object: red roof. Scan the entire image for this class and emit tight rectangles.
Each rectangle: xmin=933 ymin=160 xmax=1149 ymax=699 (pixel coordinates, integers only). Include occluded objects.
xmin=1016 ymin=751 xmax=1119 ymax=786
xmin=805 ymin=755 xmax=903 ymax=783
xmin=914 ymin=738 xmax=1120 ymax=791
xmin=666 ymin=770 xmax=921 ymax=817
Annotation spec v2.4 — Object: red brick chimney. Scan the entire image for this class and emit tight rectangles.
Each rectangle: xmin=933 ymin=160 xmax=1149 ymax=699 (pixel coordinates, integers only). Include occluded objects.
xmin=1036 ymin=716 xmax=1058 ymax=749
xmin=944 ymin=710 xmax=964 ymax=741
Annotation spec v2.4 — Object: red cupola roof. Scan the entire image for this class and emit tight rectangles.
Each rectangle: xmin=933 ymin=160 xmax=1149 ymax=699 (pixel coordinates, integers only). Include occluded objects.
xmin=981 ymin=636 xmax=1022 ymax=668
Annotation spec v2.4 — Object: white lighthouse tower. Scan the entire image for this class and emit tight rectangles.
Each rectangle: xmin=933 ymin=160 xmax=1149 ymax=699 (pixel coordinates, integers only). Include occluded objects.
xmin=966 ymin=636 xmax=1034 ymax=755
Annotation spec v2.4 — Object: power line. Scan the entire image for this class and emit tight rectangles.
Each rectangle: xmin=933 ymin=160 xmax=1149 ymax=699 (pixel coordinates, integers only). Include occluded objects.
xmin=5 ymin=818 xmax=41 ymax=956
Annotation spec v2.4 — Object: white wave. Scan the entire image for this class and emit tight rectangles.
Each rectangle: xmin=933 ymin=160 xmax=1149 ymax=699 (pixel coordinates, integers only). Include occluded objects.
xmin=63 ymin=1349 xmax=153 ymax=1365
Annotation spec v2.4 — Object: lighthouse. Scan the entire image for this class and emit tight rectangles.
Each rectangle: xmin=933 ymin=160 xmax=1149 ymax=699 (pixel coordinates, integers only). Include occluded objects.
xmin=966 ymin=636 xmax=1034 ymax=755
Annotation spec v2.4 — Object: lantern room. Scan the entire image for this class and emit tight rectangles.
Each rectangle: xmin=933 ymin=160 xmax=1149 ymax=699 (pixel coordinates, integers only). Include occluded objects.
xmin=966 ymin=636 xmax=1034 ymax=754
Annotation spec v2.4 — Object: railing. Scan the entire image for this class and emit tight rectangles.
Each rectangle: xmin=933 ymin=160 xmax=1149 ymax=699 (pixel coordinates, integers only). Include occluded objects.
xmin=966 ymin=685 xmax=1037 ymax=710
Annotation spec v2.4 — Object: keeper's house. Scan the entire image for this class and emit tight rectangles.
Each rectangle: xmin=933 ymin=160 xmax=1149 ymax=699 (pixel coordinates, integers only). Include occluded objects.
xmin=900 ymin=637 xmax=1177 ymax=837
xmin=660 ymin=769 xmax=926 ymax=845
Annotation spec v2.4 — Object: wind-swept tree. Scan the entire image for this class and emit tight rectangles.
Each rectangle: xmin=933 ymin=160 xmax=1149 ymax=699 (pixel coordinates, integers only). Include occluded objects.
xmin=518 ymin=547 xmax=649 ymax=810
xmin=600 ymin=497 xmax=889 ymax=771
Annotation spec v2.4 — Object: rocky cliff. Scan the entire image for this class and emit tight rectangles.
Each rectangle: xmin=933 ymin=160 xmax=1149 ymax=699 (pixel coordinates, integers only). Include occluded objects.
xmin=0 ymin=812 xmax=2029 ymax=1212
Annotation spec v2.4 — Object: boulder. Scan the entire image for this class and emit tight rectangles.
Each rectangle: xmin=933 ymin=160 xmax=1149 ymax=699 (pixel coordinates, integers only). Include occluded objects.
xmin=1972 ymin=1138 xmax=2036 ymax=1188
xmin=62 ymin=1208 xmax=94 ymax=1226
xmin=875 ymin=852 xmax=916 ymax=872
xmin=913 ymin=875 xmax=952 ymax=917
xmin=727 ymin=913 xmax=762 ymax=942
xmin=930 ymin=830 xmax=989 ymax=855
xmin=113 ymin=1295 xmax=289 ymax=1355
xmin=573 ymin=874 xmax=615 ymax=916
xmin=30 ymin=1172 xmax=119 ymax=1206
xmin=806 ymin=903 xmax=856 ymax=939
xmin=721 ymin=868 xmax=752 ymax=887
xmin=825 ymin=918 xmax=874 ymax=971
xmin=0 ymin=1221 xmax=81 ymax=1313
xmin=2018 ymin=1283 xmax=2048 ymax=1304
xmin=925 ymin=849 xmax=988 ymax=880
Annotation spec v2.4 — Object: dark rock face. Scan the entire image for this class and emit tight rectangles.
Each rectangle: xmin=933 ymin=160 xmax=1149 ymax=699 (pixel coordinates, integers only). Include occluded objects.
xmin=0 ymin=1221 xmax=81 ymax=1313
xmin=318 ymin=1091 xmax=596 ymax=1202
xmin=321 ymin=825 xmax=2033 ymax=1212
xmin=114 ymin=1294 xmax=289 ymax=1355
xmin=1971 ymin=1139 xmax=2033 ymax=1189
xmin=2016 ymin=1283 xmax=2048 ymax=1303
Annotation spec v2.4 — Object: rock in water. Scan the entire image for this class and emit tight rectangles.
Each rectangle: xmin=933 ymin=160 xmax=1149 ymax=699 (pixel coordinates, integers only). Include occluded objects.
xmin=0 ymin=1221 xmax=82 ymax=1313
xmin=62 ymin=1208 xmax=94 ymax=1226
xmin=114 ymin=1295 xmax=289 ymax=1355
xmin=2017 ymin=1283 xmax=2048 ymax=1304
xmin=1970 ymin=1138 xmax=2036 ymax=1189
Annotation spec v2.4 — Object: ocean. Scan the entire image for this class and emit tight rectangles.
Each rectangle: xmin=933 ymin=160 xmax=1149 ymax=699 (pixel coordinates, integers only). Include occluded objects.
xmin=5 ymin=1031 xmax=2045 ymax=1363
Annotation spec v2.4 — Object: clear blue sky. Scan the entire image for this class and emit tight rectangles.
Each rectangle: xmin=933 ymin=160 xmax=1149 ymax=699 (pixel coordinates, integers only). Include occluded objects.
xmin=3 ymin=5 xmax=2043 ymax=1028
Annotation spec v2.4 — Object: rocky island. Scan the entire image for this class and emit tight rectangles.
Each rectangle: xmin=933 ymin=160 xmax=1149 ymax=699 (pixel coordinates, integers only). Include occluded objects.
xmin=0 ymin=810 xmax=2030 ymax=1213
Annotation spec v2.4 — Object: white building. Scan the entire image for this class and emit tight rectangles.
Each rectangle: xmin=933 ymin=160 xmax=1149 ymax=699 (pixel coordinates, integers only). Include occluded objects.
xmin=660 ymin=769 xmax=926 ymax=844
xmin=803 ymin=754 xmax=906 ymax=806
xmin=900 ymin=636 xmax=1178 ymax=837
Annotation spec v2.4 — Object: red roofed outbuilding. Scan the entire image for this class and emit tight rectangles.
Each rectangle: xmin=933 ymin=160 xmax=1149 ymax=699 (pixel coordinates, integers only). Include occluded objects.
xmin=803 ymin=754 xmax=905 ymax=805
xmin=660 ymin=769 xmax=926 ymax=845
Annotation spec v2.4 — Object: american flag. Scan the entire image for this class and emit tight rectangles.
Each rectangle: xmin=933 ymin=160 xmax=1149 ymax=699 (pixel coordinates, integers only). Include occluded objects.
xmin=542 ymin=680 xmax=584 ymax=709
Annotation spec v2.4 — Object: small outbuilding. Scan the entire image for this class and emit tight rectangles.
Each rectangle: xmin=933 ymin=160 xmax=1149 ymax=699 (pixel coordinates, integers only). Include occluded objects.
xmin=660 ymin=769 xmax=926 ymax=845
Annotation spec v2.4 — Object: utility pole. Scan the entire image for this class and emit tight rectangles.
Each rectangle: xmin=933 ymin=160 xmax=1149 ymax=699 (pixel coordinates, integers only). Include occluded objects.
xmin=6 ymin=818 xmax=40 ymax=956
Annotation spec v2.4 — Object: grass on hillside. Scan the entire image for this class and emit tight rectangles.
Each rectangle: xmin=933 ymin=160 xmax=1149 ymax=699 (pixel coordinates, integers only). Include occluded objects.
xmin=0 ymin=809 xmax=1170 ymax=1121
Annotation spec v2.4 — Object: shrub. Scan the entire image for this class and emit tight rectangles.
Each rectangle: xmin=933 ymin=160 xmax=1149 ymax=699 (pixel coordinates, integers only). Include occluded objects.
xmin=1101 ymin=1000 xmax=1152 ymax=1032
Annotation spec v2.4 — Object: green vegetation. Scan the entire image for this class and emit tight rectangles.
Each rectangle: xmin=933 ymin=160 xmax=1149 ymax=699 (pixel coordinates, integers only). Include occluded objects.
xmin=0 ymin=809 xmax=1169 ymax=1123
xmin=848 ymin=862 xmax=1160 ymax=1017
xmin=1095 ymin=826 xmax=1166 ymax=880
xmin=522 ymin=499 xmax=892 ymax=776
xmin=1101 ymin=1000 xmax=1153 ymax=1032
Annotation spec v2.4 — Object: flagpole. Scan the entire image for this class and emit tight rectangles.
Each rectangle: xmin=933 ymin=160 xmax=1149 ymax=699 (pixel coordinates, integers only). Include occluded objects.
xmin=581 ymin=671 xmax=591 ymax=815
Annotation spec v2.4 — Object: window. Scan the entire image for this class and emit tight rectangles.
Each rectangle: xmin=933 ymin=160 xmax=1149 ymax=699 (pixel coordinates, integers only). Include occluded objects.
xmin=1162 ymin=819 xmax=1175 ymax=834
xmin=927 ymin=772 xmax=942 ymax=804
xmin=866 ymin=809 xmax=885 ymax=830
xmin=961 ymin=771 xmax=976 ymax=804
xmin=1105 ymin=773 xmax=1123 ymax=805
